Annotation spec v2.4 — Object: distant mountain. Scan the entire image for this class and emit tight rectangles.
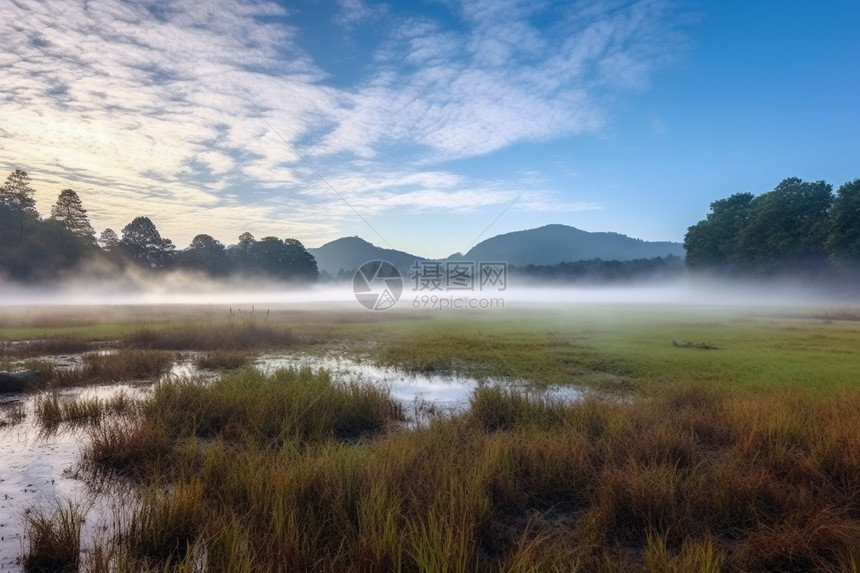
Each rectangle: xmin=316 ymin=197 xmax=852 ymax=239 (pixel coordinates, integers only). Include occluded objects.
xmin=310 ymin=225 xmax=684 ymax=276
xmin=460 ymin=224 xmax=684 ymax=266
xmin=308 ymin=237 xmax=421 ymax=276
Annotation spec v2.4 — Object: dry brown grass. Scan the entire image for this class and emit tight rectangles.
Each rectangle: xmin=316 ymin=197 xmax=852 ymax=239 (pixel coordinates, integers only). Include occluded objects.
xmin=70 ymin=378 xmax=860 ymax=572
xmin=21 ymin=501 xmax=84 ymax=573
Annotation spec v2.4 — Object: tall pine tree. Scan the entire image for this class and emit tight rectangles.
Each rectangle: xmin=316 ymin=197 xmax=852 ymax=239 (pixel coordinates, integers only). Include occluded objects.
xmin=0 ymin=169 xmax=38 ymax=217
xmin=50 ymin=189 xmax=95 ymax=242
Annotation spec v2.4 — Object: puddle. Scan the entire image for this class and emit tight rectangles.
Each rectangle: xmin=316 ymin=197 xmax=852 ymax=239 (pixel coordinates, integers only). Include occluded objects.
xmin=0 ymin=384 xmax=150 ymax=570
xmin=0 ymin=352 xmax=583 ymax=569
xmin=253 ymin=353 xmax=584 ymax=416
xmin=162 ymin=354 xmax=218 ymax=381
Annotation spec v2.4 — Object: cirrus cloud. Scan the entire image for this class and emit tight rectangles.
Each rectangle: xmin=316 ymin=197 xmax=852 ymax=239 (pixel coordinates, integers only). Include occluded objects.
xmin=0 ymin=0 xmax=688 ymax=249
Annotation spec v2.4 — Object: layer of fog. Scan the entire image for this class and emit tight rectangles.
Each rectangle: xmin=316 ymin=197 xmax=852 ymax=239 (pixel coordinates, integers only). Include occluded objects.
xmin=0 ymin=270 xmax=856 ymax=309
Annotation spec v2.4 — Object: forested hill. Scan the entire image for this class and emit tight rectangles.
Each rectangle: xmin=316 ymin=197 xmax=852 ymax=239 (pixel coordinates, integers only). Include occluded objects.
xmin=459 ymin=224 xmax=684 ymax=266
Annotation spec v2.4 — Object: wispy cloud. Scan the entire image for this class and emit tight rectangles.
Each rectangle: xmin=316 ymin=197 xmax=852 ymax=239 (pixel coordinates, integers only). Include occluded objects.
xmin=333 ymin=0 xmax=377 ymax=28
xmin=0 ymin=0 xmax=687 ymax=247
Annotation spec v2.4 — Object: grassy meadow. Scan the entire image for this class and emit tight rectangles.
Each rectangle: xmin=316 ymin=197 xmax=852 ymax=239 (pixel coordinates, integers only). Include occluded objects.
xmin=2 ymin=302 xmax=860 ymax=571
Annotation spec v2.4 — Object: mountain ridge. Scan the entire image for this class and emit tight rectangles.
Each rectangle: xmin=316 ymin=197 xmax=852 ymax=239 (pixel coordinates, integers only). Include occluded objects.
xmin=308 ymin=225 xmax=684 ymax=275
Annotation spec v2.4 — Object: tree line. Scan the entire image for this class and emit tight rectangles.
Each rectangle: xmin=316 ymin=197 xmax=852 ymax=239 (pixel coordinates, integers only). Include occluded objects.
xmin=0 ymin=169 xmax=318 ymax=283
xmin=684 ymin=177 xmax=860 ymax=276
xmin=510 ymin=256 xmax=684 ymax=284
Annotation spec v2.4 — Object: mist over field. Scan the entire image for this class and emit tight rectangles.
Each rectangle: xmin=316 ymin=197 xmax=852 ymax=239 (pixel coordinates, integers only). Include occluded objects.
xmin=0 ymin=272 xmax=854 ymax=310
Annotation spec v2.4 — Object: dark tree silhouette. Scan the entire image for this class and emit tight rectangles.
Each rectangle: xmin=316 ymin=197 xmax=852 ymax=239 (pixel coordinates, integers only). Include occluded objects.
xmin=512 ymin=256 xmax=684 ymax=283
xmin=0 ymin=169 xmax=38 ymax=218
xmin=238 ymin=232 xmax=255 ymax=247
xmin=251 ymin=236 xmax=295 ymax=278
xmin=119 ymin=216 xmax=176 ymax=269
xmin=0 ymin=169 xmax=322 ymax=284
xmin=51 ymin=189 xmax=95 ymax=242
xmin=282 ymin=238 xmax=319 ymax=281
xmin=225 ymin=233 xmax=318 ymax=280
xmin=0 ymin=169 xmax=38 ymax=243
xmin=178 ymin=234 xmax=230 ymax=276
xmin=99 ymin=228 xmax=120 ymax=251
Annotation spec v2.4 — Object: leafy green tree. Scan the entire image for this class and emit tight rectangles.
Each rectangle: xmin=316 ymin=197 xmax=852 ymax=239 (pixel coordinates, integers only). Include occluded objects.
xmin=50 ymin=189 xmax=95 ymax=242
xmin=119 ymin=216 xmax=175 ymax=269
xmin=827 ymin=179 xmax=860 ymax=265
xmin=735 ymin=178 xmax=832 ymax=271
xmin=684 ymin=193 xmax=754 ymax=269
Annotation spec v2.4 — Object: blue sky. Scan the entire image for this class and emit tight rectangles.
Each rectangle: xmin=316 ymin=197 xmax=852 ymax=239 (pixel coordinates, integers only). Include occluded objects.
xmin=1 ymin=0 xmax=857 ymax=258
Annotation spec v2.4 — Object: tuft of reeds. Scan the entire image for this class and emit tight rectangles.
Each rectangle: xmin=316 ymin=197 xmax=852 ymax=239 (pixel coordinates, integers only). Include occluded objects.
xmin=34 ymin=390 xmax=137 ymax=433
xmin=21 ymin=501 xmax=84 ymax=573
xmin=34 ymin=392 xmax=63 ymax=432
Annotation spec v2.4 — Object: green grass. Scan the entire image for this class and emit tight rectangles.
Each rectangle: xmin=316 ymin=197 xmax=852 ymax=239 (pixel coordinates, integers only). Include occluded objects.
xmin=0 ymin=323 xmax=131 ymax=343
xmin=3 ymin=304 xmax=858 ymax=393
xmin=361 ymin=306 xmax=860 ymax=392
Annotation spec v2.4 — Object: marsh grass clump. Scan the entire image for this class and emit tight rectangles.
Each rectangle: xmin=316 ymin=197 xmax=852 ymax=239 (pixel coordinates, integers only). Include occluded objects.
xmin=84 ymin=418 xmax=186 ymax=483
xmin=124 ymin=480 xmax=206 ymax=566
xmin=21 ymin=501 xmax=84 ymax=573
xmin=34 ymin=392 xmax=63 ymax=433
xmin=52 ymin=349 xmax=175 ymax=387
xmin=82 ymin=367 xmax=404 ymax=483
xmin=468 ymin=385 xmax=571 ymax=431
xmin=146 ymin=367 xmax=403 ymax=446
xmin=193 ymin=350 xmax=250 ymax=370
xmin=34 ymin=391 xmax=137 ymax=433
